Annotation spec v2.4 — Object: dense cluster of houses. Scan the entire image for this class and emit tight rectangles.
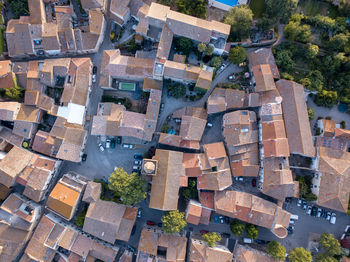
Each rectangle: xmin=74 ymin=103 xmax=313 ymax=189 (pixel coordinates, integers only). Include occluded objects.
xmin=0 ymin=0 xmax=349 ymax=261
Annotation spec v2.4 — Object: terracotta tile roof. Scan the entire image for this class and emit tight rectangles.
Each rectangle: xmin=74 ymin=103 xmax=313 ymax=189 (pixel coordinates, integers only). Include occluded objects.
xmin=158 ymin=133 xmax=201 ymax=150
xmin=215 ymin=191 xmax=291 ymax=238
xmin=138 ymin=227 xmax=187 ymax=261
xmin=204 ymin=142 xmax=227 ymax=160
xmin=83 ymin=199 xmax=137 ymax=243
xmin=47 ymin=181 xmax=81 ymax=220
xmin=276 ymin=79 xmax=315 ymax=157
xmin=262 ymin=157 xmax=298 ymax=201
xmin=248 ymin=48 xmax=280 ymax=79
xmin=233 ymin=243 xmax=279 ymax=262
xmin=199 ymin=191 xmax=214 ymax=210
xmin=149 ymin=149 xmax=185 ymax=210
xmin=335 ymin=128 xmax=350 ymax=140
xmin=82 ymin=181 xmax=101 ymax=203
xmin=189 ymin=238 xmax=233 ymax=262
xmin=142 ymin=78 xmax=162 ymax=91
xmin=252 ymin=64 xmax=276 ymax=92
xmin=321 ymin=119 xmax=336 ymax=137
xmin=317 ymin=147 xmax=350 ymax=213
xmin=156 ymin=24 xmax=173 ymax=60
xmin=186 ymin=200 xmax=202 ymax=225
xmin=0 ymin=146 xmax=34 ymax=188
xmin=81 ymin=0 xmax=104 ymax=9
xmin=0 ymin=102 xmax=21 ymax=121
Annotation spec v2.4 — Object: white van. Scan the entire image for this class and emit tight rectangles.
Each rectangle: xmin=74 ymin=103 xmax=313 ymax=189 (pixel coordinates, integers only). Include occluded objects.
xmin=290 ymin=214 xmax=299 ymax=220
xmin=243 ymin=238 xmax=253 ymax=243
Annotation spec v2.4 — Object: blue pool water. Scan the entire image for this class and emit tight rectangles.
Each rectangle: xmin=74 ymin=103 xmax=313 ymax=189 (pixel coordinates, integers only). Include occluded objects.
xmin=215 ymin=0 xmax=238 ymax=6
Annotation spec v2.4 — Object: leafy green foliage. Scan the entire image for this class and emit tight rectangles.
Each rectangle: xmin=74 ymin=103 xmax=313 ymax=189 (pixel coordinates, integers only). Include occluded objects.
xmin=275 ymin=49 xmax=295 ymax=72
xmin=230 ymin=220 xmax=245 ymax=236
xmin=307 ymin=108 xmax=315 ymax=120
xmin=224 ymin=5 xmax=253 ymax=41
xmin=162 ymin=210 xmax=187 ymax=233
xmin=228 ymin=46 xmax=247 ymax=64
xmin=305 ymin=43 xmax=319 ymax=59
xmin=315 ymin=90 xmax=338 ymax=107
xmin=175 ymin=37 xmax=193 ymax=56
xmin=8 ymin=0 xmax=29 ymax=19
xmin=202 ymin=232 xmax=221 ymax=247
xmin=182 ymin=178 xmax=198 ymax=200
xmin=289 ymin=247 xmax=312 ymax=262
xmin=205 ymin=45 xmax=214 ymax=56
xmin=307 ymin=70 xmax=324 ymax=91
xmin=197 ymin=42 xmax=207 ymax=53
xmin=265 ymin=0 xmax=298 ymax=23
xmin=315 ymin=254 xmax=338 ymax=262
xmin=296 ymin=175 xmax=316 ymax=200
xmin=281 ymin=72 xmax=294 ymax=80
xmin=158 ymin=0 xmax=173 ymax=6
xmin=210 ymin=56 xmax=223 ymax=69
xmin=284 ymin=21 xmax=311 ymax=43
xmin=267 ymin=241 xmax=286 ymax=261
xmin=108 ymin=167 xmax=146 ymax=206
xmin=246 ymin=224 xmax=258 ymax=239
xmin=5 ymin=86 xmax=24 ymax=100
xmin=168 ymin=82 xmax=186 ymax=98
xmin=328 ymin=33 xmax=349 ymax=51
xmin=75 ymin=210 xmax=86 ymax=227
xmin=176 ymin=0 xmax=208 ymax=19
xmin=319 ymin=232 xmax=341 ymax=256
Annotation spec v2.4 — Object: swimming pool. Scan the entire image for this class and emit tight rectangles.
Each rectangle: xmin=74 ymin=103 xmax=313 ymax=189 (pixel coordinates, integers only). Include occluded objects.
xmin=215 ymin=0 xmax=238 ymax=6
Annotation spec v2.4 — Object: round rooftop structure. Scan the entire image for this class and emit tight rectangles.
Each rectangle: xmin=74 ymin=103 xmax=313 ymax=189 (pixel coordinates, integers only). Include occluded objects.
xmin=144 ymin=161 xmax=156 ymax=174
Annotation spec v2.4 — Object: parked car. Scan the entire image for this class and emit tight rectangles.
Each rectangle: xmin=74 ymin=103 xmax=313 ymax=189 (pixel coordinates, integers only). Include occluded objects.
xmin=116 ymin=136 xmax=122 ymax=144
xmin=255 ymin=239 xmax=268 ymax=245
xmin=110 ymin=139 xmax=116 ymax=149
xmin=297 ymin=199 xmax=302 ymax=207
xmin=252 ymin=178 xmax=257 ymax=187
xmin=316 ymin=208 xmax=322 ymax=218
xmin=82 ymin=154 xmax=87 ymax=161
xmin=225 ymin=216 xmax=230 ymax=224
xmin=92 ymin=74 xmax=96 ymax=83
xmin=243 ymin=238 xmax=253 ymax=244
xmin=306 ymin=206 xmax=312 ymax=215
xmin=218 ymin=215 xmax=224 ymax=224
xmin=287 ymin=225 xmax=295 ymax=234
xmin=134 ymin=160 xmax=142 ymax=165
xmin=207 ymin=123 xmax=213 ymax=127
xmin=131 ymin=225 xmax=136 ymax=235
xmin=98 ymin=143 xmax=105 ymax=152
xmin=106 ymin=139 xmax=111 ymax=149
xmin=127 ymin=245 xmax=135 ymax=253
xmin=137 ymin=209 xmax=142 ymax=218
xmin=290 ymin=214 xmax=299 ymax=220
xmin=147 ymin=221 xmax=156 ymax=226
xmin=311 ymin=207 xmax=317 ymax=216
xmin=133 ymin=166 xmax=141 ymax=171
xmin=330 ymin=213 xmax=336 ymax=224
xmin=326 ymin=212 xmax=331 ymax=221
xmin=235 ymin=176 xmax=244 ymax=181
xmin=303 ymin=201 xmax=307 ymax=210
xmin=228 ymin=75 xmax=235 ymax=80
xmin=160 ymin=103 xmax=165 ymax=112
xmin=93 ymin=66 xmax=97 ymax=74
xmin=219 ymin=64 xmax=227 ymax=71
xmin=200 ymin=230 xmax=209 ymax=235
xmin=213 ymin=215 xmax=220 ymax=224
xmin=123 ymin=144 xmax=133 ymax=149
xmin=221 ymin=233 xmax=231 ymax=238
xmin=134 ymin=154 xmax=143 ymax=160
xmin=157 ymin=223 xmax=163 ymax=227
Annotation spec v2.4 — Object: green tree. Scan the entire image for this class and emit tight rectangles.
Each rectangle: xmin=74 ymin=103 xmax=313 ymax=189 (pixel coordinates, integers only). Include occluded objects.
xmin=304 ymin=192 xmax=318 ymax=201
xmin=284 ymin=21 xmax=311 ymax=43
xmin=267 ymin=241 xmax=286 ymax=261
xmin=275 ymin=49 xmax=295 ymax=72
xmin=297 ymin=24 xmax=311 ymax=43
xmin=299 ymin=78 xmax=311 ymax=89
xmin=228 ymin=46 xmax=247 ymax=64
xmin=202 ymin=232 xmax=221 ymax=247
xmin=169 ymin=83 xmax=186 ymax=98
xmin=158 ymin=0 xmax=173 ymax=6
xmin=265 ymin=0 xmax=298 ymax=23
xmin=210 ymin=56 xmax=223 ymax=69
xmin=315 ymin=90 xmax=338 ymax=107
xmin=205 ymin=45 xmax=214 ymax=56
xmin=305 ymin=43 xmax=319 ymax=59
xmin=175 ymin=37 xmax=193 ymax=56
xmin=246 ymin=224 xmax=258 ymax=239
xmin=161 ymin=210 xmax=187 ymax=233
xmin=257 ymin=15 xmax=274 ymax=33
xmin=5 ymin=86 xmax=23 ymax=100
xmin=108 ymin=167 xmax=146 ymax=206
xmin=9 ymin=0 xmax=29 ymax=19
xmin=307 ymin=107 xmax=315 ymax=120
xmin=75 ymin=210 xmax=86 ymax=227
xmin=182 ymin=178 xmax=198 ymax=200
xmin=281 ymin=72 xmax=294 ymax=80
xmin=289 ymin=247 xmax=312 ymax=262
xmin=319 ymin=232 xmax=341 ymax=256
xmin=197 ymin=42 xmax=207 ymax=53
xmin=224 ymin=5 xmax=253 ymax=40
xmin=230 ymin=220 xmax=245 ymax=236
xmin=315 ymin=254 xmax=338 ymax=262
xmin=176 ymin=0 xmax=208 ymax=19
xmin=328 ymin=33 xmax=349 ymax=51
xmin=307 ymin=70 xmax=324 ymax=91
